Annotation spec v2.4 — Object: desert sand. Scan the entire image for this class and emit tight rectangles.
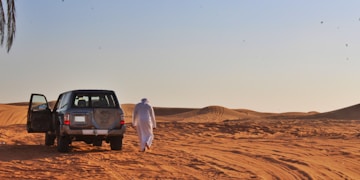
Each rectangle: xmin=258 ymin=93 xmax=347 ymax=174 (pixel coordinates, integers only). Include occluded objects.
xmin=0 ymin=103 xmax=359 ymax=179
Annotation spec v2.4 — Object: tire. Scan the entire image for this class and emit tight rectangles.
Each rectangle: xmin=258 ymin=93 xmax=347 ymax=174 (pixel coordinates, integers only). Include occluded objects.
xmin=110 ymin=135 xmax=123 ymax=150
xmin=93 ymin=138 xmax=103 ymax=146
xmin=45 ymin=133 xmax=56 ymax=146
xmin=27 ymin=122 xmax=33 ymax=133
xmin=57 ymin=135 xmax=70 ymax=153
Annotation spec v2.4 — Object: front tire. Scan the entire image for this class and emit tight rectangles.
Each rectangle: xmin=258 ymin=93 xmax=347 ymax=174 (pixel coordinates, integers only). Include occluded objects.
xmin=45 ymin=133 xmax=56 ymax=146
xmin=110 ymin=135 xmax=123 ymax=150
xmin=27 ymin=122 xmax=33 ymax=133
xmin=57 ymin=135 xmax=70 ymax=153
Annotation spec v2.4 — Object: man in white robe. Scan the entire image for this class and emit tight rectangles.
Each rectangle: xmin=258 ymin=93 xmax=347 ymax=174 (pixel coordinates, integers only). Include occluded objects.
xmin=132 ymin=98 xmax=156 ymax=152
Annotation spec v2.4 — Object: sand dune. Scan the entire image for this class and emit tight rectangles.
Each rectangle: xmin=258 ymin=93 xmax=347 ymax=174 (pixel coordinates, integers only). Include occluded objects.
xmin=164 ymin=105 xmax=252 ymax=123
xmin=0 ymin=104 xmax=27 ymax=126
xmin=1 ymin=103 xmax=360 ymax=179
xmin=313 ymin=103 xmax=360 ymax=120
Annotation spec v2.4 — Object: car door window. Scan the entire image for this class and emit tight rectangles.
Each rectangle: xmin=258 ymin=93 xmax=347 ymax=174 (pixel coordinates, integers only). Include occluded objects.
xmin=31 ymin=94 xmax=48 ymax=111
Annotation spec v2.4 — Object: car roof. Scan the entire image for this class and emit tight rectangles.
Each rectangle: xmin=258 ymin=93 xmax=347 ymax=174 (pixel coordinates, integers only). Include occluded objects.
xmin=61 ymin=89 xmax=115 ymax=95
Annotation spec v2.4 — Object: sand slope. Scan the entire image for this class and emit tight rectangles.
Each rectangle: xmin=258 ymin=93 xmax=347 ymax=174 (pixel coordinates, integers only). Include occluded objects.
xmin=0 ymin=103 xmax=360 ymax=179
xmin=313 ymin=103 xmax=360 ymax=120
xmin=0 ymin=104 xmax=27 ymax=126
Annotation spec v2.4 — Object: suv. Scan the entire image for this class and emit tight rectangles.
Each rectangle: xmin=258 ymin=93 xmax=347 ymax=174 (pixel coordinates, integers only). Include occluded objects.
xmin=27 ymin=89 xmax=126 ymax=152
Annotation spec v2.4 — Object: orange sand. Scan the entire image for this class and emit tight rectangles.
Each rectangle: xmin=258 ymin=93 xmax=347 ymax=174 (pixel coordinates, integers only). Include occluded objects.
xmin=0 ymin=103 xmax=359 ymax=179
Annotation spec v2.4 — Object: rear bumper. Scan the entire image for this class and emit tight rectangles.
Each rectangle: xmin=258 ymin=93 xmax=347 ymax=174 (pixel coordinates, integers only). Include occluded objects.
xmin=60 ymin=125 xmax=126 ymax=136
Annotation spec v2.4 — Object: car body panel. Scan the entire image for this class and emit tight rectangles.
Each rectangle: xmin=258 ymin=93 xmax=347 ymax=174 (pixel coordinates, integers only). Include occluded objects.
xmin=27 ymin=89 xmax=126 ymax=152
xmin=27 ymin=94 xmax=52 ymax=133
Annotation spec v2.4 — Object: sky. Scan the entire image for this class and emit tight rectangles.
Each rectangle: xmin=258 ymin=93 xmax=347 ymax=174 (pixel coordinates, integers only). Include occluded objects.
xmin=1 ymin=0 xmax=360 ymax=113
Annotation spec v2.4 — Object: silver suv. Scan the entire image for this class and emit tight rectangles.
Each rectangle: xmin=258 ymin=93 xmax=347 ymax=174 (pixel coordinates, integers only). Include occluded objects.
xmin=27 ymin=89 xmax=126 ymax=152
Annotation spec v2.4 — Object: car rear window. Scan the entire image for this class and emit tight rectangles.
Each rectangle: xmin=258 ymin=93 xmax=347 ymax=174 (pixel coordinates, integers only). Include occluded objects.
xmin=73 ymin=93 xmax=117 ymax=108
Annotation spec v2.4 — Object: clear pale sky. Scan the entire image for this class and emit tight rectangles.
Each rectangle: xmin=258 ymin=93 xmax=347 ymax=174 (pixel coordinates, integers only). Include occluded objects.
xmin=1 ymin=0 xmax=360 ymax=112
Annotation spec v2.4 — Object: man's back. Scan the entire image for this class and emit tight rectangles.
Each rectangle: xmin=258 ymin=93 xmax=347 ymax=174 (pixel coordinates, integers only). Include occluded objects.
xmin=134 ymin=103 xmax=153 ymax=121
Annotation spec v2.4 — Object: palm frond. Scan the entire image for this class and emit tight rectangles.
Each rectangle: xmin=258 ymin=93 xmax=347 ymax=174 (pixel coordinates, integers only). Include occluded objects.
xmin=6 ymin=0 xmax=15 ymax=52
xmin=0 ymin=0 xmax=6 ymax=46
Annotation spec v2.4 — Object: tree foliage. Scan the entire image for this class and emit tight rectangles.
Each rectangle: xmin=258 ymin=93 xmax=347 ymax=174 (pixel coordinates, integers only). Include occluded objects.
xmin=0 ymin=0 xmax=16 ymax=52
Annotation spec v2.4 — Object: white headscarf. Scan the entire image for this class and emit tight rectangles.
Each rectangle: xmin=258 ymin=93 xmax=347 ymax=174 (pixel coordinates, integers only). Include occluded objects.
xmin=141 ymin=98 xmax=149 ymax=104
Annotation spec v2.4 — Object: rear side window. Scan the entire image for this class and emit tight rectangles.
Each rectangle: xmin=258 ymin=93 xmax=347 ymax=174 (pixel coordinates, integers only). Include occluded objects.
xmin=73 ymin=93 xmax=117 ymax=108
xmin=58 ymin=92 xmax=71 ymax=109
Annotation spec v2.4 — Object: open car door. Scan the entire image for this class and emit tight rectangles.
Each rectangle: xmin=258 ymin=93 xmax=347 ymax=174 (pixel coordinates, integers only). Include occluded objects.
xmin=27 ymin=94 xmax=52 ymax=133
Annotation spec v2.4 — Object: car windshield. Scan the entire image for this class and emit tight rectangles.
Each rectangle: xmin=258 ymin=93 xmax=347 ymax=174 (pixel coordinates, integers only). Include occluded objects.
xmin=73 ymin=94 xmax=117 ymax=108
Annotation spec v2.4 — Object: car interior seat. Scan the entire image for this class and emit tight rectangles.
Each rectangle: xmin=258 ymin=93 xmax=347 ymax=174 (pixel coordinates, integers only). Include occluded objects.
xmin=78 ymin=100 xmax=87 ymax=107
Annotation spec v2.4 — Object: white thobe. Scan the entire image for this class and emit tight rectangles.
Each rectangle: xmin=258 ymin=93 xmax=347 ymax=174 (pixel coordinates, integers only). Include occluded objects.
xmin=132 ymin=102 xmax=156 ymax=151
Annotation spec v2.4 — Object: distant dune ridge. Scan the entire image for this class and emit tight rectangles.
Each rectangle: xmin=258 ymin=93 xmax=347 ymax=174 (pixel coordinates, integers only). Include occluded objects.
xmin=1 ymin=102 xmax=360 ymax=126
xmin=311 ymin=103 xmax=360 ymax=120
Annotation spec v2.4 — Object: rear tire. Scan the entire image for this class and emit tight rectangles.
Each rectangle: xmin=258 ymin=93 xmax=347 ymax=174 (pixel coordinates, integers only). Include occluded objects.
xmin=110 ymin=135 xmax=123 ymax=150
xmin=57 ymin=135 xmax=70 ymax=153
xmin=45 ymin=133 xmax=56 ymax=146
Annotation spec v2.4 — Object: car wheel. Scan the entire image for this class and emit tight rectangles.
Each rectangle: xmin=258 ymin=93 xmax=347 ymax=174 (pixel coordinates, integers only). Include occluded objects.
xmin=45 ymin=133 xmax=56 ymax=146
xmin=93 ymin=138 xmax=103 ymax=146
xmin=110 ymin=135 xmax=123 ymax=150
xmin=57 ymin=135 xmax=70 ymax=153
xmin=27 ymin=122 xmax=33 ymax=133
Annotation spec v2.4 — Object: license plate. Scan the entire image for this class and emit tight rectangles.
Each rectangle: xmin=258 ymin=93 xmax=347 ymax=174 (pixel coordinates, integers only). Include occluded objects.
xmin=74 ymin=116 xmax=85 ymax=123
xmin=96 ymin=130 xmax=108 ymax=135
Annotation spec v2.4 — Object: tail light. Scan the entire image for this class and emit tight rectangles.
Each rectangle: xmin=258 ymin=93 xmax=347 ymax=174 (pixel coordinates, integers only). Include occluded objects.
xmin=120 ymin=115 xmax=125 ymax=125
xmin=64 ymin=114 xmax=70 ymax=125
